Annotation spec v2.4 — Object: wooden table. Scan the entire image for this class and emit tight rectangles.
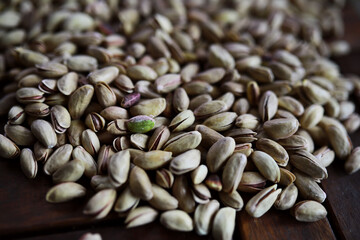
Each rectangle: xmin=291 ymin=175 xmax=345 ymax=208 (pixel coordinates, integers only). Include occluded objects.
xmin=1 ymin=5 xmax=360 ymax=240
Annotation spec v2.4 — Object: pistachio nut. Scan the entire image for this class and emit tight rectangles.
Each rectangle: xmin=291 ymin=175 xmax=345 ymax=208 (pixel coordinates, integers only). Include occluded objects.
xmin=170 ymin=149 xmax=201 ymax=175
xmin=72 ymin=146 xmax=98 ymax=177
xmin=46 ymin=182 xmax=86 ymax=203
xmin=0 ymin=134 xmax=20 ymax=159
xmin=68 ymin=84 xmax=94 ymax=119
xmin=294 ymin=171 xmax=326 ymax=203
xmin=263 ymin=118 xmax=299 ymax=140
xmin=207 ymin=137 xmax=235 ymax=173
xmin=222 ymin=153 xmax=247 ymax=193
xmin=20 ymin=148 xmax=38 ymax=179
xmin=245 ymin=184 xmax=282 ymax=218
xmin=163 ymin=131 xmax=202 ymax=155
xmin=114 ymin=186 xmax=140 ymax=215
xmin=129 ymin=166 xmax=153 ymax=201
xmin=160 ymin=210 xmax=193 ymax=232
xmin=212 ymin=207 xmax=236 ymax=240
xmin=156 ymin=169 xmax=174 ymax=189
xmin=52 ymin=159 xmax=85 ymax=183
xmin=274 ymin=183 xmax=298 ymax=210
xmin=292 ymin=200 xmax=327 ymax=222
xmin=251 ymin=151 xmax=280 ymax=183
xmin=191 ymin=165 xmax=208 ymax=185
xmin=194 ymin=200 xmax=220 ymax=235
xmin=125 ymin=206 xmax=158 ymax=228
xmin=44 ymin=144 xmax=73 ymax=175
xmin=83 ymin=189 xmax=116 ymax=219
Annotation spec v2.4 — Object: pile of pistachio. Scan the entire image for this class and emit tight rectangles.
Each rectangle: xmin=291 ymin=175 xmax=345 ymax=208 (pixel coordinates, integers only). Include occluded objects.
xmin=1 ymin=0 xmax=360 ymax=239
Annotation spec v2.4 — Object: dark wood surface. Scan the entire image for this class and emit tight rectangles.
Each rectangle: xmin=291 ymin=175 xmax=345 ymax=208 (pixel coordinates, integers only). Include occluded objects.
xmin=1 ymin=4 xmax=360 ymax=240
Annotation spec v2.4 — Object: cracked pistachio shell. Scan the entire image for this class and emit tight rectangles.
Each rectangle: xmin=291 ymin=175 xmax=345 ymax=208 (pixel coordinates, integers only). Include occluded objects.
xmin=148 ymin=126 xmax=170 ymax=151
xmin=114 ymin=186 xmax=140 ymax=214
xmin=190 ymin=94 xmax=212 ymax=111
xmin=83 ymin=189 xmax=116 ymax=219
xmin=81 ymin=129 xmax=101 ymax=156
xmin=238 ymin=172 xmax=267 ymax=193
xmin=51 ymin=105 xmax=71 ymax=134
xmin=95 ymin=82 xmax=117 ymax=107
xmin=245 ymin=184 xmax=282 ymax=218
xmin=44 ymin=144 xmax=73 ymax=175
xmin=23 ymin=103 xmax=50 ymax=118
xmin=207 ymin=137 xmax=235 ymax=173
xmin=125 ymin=206 xmax=158 ymax=228
xmin=8 ymin=105 xmax=25 ymax=125
xmin=46 ymin=182 xmax=86 ymax=203
xmin=169 ymin=110 xmax=195 ymax=132
xmin=156 ymin=168 xmax=174 ymax=189
xmin=130 ymin=133 xmax=148 ymax=150
xmin=97 ymin=145 xmax=115 ymax=174
xmin=85 ymin=112 xmax=106 ymax=133
xmin=259 ymin=91 xmax=278 ymax=122
xmin=160 ymin=210 xmax=194 ymax=232
xmin=163 ymin=131 xmax=202 ymax=155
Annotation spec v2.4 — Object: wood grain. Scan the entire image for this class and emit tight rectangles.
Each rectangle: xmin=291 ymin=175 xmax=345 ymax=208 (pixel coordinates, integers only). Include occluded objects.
xmin=22 ymin=221 xmax=209 ymax=240
xmin=238 ymin=209 xmax=335 ymax=240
